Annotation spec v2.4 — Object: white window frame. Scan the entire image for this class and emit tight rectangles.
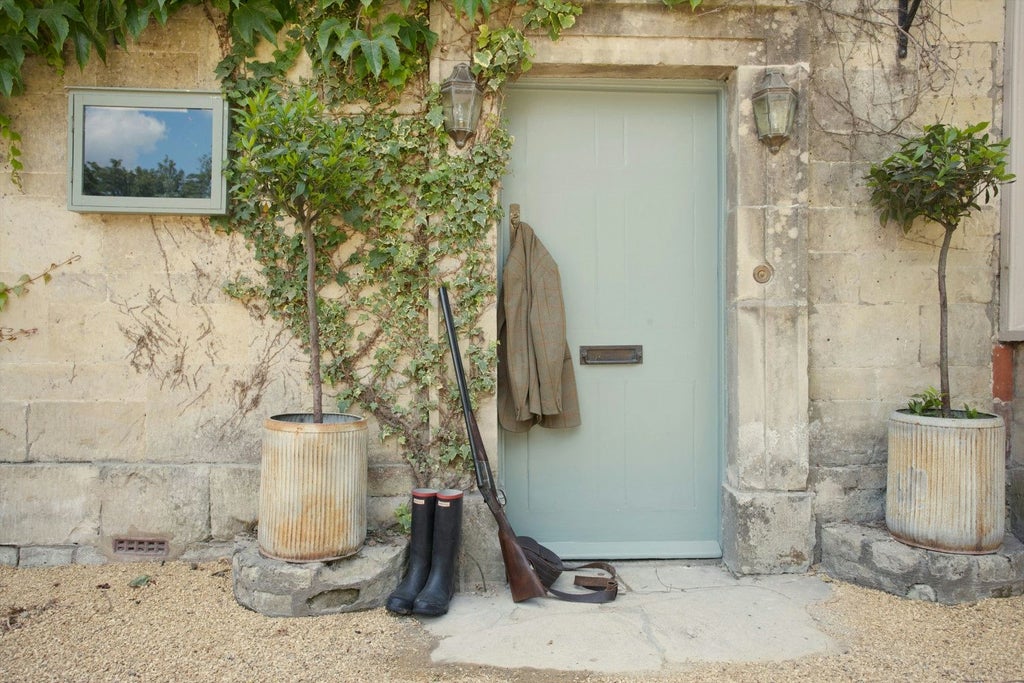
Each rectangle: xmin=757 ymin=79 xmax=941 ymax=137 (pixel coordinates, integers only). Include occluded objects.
xmin=1000 ymin=1 xmax=1024 ymax=339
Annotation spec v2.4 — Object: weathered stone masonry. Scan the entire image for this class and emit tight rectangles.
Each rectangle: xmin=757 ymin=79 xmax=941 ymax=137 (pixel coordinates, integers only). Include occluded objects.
xmin=1 ymin=2 xmax=1019 ymax=577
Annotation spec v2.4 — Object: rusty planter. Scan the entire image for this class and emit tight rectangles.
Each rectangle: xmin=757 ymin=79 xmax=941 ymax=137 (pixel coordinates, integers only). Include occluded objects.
xmin=885 ymin=410 xmax=1005 ymax=554
xmin=258 ymin=413 xmax=368 ymax=562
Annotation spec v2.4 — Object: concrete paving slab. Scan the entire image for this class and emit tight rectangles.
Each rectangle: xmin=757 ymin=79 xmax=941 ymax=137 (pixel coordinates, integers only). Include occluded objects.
xmin=421 ymin=561 xmax=844 ymax=674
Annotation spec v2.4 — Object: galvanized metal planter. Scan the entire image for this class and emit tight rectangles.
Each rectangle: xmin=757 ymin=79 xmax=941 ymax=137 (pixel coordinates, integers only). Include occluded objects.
xmin=258 ymin=413 xmax=368 ymax=562
xmin=885 ymin=410 xmax=1005 ymax=554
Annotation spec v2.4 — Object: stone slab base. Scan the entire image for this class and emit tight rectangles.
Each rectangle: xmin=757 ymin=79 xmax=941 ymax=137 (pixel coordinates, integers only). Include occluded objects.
xmin=821 ymin=522 xmax=1024 ymax=604
xmin=233 ymin=537 xmax=407 ymax=617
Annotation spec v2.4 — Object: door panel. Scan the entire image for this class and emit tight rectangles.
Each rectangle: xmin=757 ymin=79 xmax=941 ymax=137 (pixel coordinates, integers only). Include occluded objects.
xmin=500 ymin=83 xmax=723 ymax=559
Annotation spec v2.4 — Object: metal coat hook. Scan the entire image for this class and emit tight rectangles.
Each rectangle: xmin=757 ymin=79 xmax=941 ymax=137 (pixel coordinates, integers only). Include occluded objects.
xmin=510 ymin=203 xmax=521 ymax=239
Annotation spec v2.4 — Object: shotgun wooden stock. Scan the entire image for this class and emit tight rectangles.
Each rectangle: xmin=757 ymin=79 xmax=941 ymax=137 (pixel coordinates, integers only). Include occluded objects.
xmin=439 ymin=286 xmax=546 ymax=603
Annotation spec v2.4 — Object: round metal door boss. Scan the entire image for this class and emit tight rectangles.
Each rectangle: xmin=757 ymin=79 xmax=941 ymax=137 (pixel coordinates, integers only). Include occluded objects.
xmin=752 ymin=263 xmax=774 ymax=284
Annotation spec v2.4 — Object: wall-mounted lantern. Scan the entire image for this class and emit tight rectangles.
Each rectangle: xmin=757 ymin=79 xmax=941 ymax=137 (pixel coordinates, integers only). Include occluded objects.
xmin=751 ymin=70 xmax=798 ymax=154
xmin=440 ymin=63 xmax=484 ymax=148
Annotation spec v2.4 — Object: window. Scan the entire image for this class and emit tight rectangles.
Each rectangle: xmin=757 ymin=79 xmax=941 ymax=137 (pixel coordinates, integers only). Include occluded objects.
xmin=1000 ymin=4 xmax=1024 ymax=339
xmin=67 ymin=88 xmax=228 ymax=215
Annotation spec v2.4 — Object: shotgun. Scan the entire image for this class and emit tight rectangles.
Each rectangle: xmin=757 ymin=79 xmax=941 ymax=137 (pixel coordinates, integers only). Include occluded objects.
xmin=438 ymin=286 xmax=547 ymax=603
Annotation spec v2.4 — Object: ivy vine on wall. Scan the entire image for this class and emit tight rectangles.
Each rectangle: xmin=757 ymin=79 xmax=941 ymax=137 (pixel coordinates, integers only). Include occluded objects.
xmin=0 ymin=0 xmax=705 ymax=488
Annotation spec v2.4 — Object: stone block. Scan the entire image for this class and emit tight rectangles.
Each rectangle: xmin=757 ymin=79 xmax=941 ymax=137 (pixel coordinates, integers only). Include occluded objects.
xmin=47 ymin=302 xmax=134 ymax=364
xmin=944 ymin=1 xmax=1005 ymax=43
xmin=807 ymin=207 xmax=890 ymax=253
xmin=808 ymin=253 xmax=861 ymax=305
xmin=459 ymin=494 xmax=505 ymax=589
xmin=73 ymin=544 xmax=109 ymax=565
xmin=0 ymin=546 xmax=19 ymax=566
xmin=0 ymin=463 xmax=100 ymax=544
xmin=809 ymin=303 xmax=920 ymax=369
xmin=368 ymin=495 xmax=406 ymax=532
xmin=210 ymin=465 xmax=259 ymax=540
xmin=868 ymin=537 xmax=923 ymax=575
xmin=1009 ymin=469 xmax=1024 ymax=542
xmin=179 ymin=542 xmax=234 ymax=563
xmin=98 ymin=464 xmax=210 ymax=555
xmin=808 ymin=400 xmax=888 ymax=466
xmin=821 ymin=522 xmax=1024 ymax=604
xmin=857 ymin=251 xmax=937 ymax=305
xmin=368 ymin=463 xmax=417 ymax=498
xmin=19 ymin=545 xmax=75 ymax=567
xmin=143 ymin=380 xmax=262 ymax=464
xmin=762 ymin=206 xmax=809 ymax=302
xmin=0 ymin=402 xmax=27 ymax=462
xmin=808 ymin=161 xmax=870 ymax=208
xmin=1 ymin=363 xmax=147 ymax=403
xmin=810 ymin=464 xmax=885 ymax=524
xmin=722 ymin=484 xmax=815 ymax=575
xmin=232 ymin=538 xmax=406 ymax=616
xmin=730 ymin=301 xmax=810 ymax=491
xmin=919 ymin=303 xmax=994 ymax=368
xmin=28 ymin=401 xmax=146 ymax=462
xmin=729 ymin=206 xmax=767 ymax=304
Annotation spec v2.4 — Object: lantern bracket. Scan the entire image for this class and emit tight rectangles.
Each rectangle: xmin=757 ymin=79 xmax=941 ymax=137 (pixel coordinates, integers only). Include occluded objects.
xmin=897 ymin=0 xmax=923 ymax=59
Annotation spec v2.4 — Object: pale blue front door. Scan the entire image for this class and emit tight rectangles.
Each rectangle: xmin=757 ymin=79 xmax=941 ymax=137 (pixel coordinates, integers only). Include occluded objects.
xmin=500 ymin=81 xmax=724 ymax=559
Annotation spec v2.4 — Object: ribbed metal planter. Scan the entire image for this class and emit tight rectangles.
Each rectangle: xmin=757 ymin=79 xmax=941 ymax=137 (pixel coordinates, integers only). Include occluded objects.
xmin=258 ymin=413 xmax=368 ymax=562
xmin=885 ymin=410 xmax=1005 ymax=554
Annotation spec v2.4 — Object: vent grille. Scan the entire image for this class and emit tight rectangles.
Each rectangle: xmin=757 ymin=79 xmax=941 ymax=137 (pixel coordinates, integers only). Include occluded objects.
xmin=113 ymin=538 xmax=168 ymax=558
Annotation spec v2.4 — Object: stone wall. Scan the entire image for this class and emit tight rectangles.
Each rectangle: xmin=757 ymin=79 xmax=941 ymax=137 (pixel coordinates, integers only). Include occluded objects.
xmin=0 ymin=1 xmax=1015 ymax=572
xmin=0 ymin=7 xmax=414 ymax=564
xmin=805 ymin=1 xmax=1010 ymax=546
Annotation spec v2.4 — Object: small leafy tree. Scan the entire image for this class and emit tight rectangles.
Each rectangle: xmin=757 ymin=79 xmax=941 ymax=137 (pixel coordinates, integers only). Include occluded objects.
xmin=229 ymin=85 xmax=371 ymax=422
xmin=865 ymin=122 xmax=1014 ymax=417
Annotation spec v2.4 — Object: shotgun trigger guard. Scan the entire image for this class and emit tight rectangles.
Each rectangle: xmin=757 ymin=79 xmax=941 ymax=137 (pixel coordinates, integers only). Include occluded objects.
xmin=496 ymin=488 xmax=507 ymax=506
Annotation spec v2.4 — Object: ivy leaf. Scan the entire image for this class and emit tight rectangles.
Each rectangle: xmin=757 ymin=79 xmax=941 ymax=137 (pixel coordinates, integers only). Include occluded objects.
xmin=359 ymin=37 xmax=384 ymax=77
xmin=231 ymin=0 xmax=284 ymax=47
xmin=366 ymin=248 xmax=390 ymax=269
xmin=426 ymin=104 xmax=444 ymax=129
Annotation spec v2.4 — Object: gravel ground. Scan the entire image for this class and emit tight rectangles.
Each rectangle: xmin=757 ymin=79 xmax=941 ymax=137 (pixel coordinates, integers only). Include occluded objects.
xmin=1 ymin=560 xmax=1022 ymax=682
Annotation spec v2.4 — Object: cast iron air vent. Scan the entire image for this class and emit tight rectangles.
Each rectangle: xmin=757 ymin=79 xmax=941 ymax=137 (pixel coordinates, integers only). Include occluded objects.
xmin=113 ymin=538 xmax=169 ymax=558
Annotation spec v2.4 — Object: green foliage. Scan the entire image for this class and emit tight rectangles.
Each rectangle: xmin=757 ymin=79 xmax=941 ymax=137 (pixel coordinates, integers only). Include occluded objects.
xmin=907 ymin=387 xmax=942 ymax=415
xmin=660 ymin=0 xmax=704 ymax=8
xmin=0 ymin=0 xmax=574 ymax=483
xmin=473 ymin=24 xmax=534 ymax=91
xmin=227 ymin=84 xmax=372 ymax=422
xmin=0 ymin=254 xmax=80 ymax=313
xmin=296 ymin=3 xmax=436 ymax=97
xmin=1 ymin=254 xmax=81 ymax=341
xmin=0 ymin=0 xmax=185 ymax=180
xmin=0 ymin=0 xmax=183 ymax=98
xmin=906 ymin=387 xmax=985 ymax=419
xmin=867 ymin=123 xmax=1014 ymax=417
xmin=224 ymin=84 xmax=507 ymax=484
xmin=865 ymin=122 xmax=1014 ymax=233
xmin=453 ymin=0 xmax=494 ymax=22
xmin=394 ymin=501 xmax=412 ymax=535
xmin=0 ymin=111 xmax=21 ymax=187
xmin=521 ymin=0 xmax=582 ymax=41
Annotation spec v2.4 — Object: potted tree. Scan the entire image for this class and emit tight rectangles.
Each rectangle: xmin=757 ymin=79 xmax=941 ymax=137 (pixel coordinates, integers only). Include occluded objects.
xmin=230 ymin=85 xmax=373 ymax=562
xmin=865 ymin=122 xmax=1014 ymax=554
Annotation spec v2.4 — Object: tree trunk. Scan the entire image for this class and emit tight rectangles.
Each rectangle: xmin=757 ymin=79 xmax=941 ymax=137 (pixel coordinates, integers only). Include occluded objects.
xmin=302 ymin=220 xmax=323 ymax=423
xmin=937 ymin=225 xmax=955 ymax=417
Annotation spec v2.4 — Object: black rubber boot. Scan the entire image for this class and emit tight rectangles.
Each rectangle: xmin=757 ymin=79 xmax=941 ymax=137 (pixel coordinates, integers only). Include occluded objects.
xmin=412 ymin=489 xmax=463 ymax=617
xmin=386 ymin=488 xmax=438 ymax=615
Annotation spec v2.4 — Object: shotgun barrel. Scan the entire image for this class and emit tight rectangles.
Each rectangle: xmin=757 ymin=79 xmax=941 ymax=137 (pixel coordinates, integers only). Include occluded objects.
xmin=439 ymin=286 xmax=546 ymax=603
